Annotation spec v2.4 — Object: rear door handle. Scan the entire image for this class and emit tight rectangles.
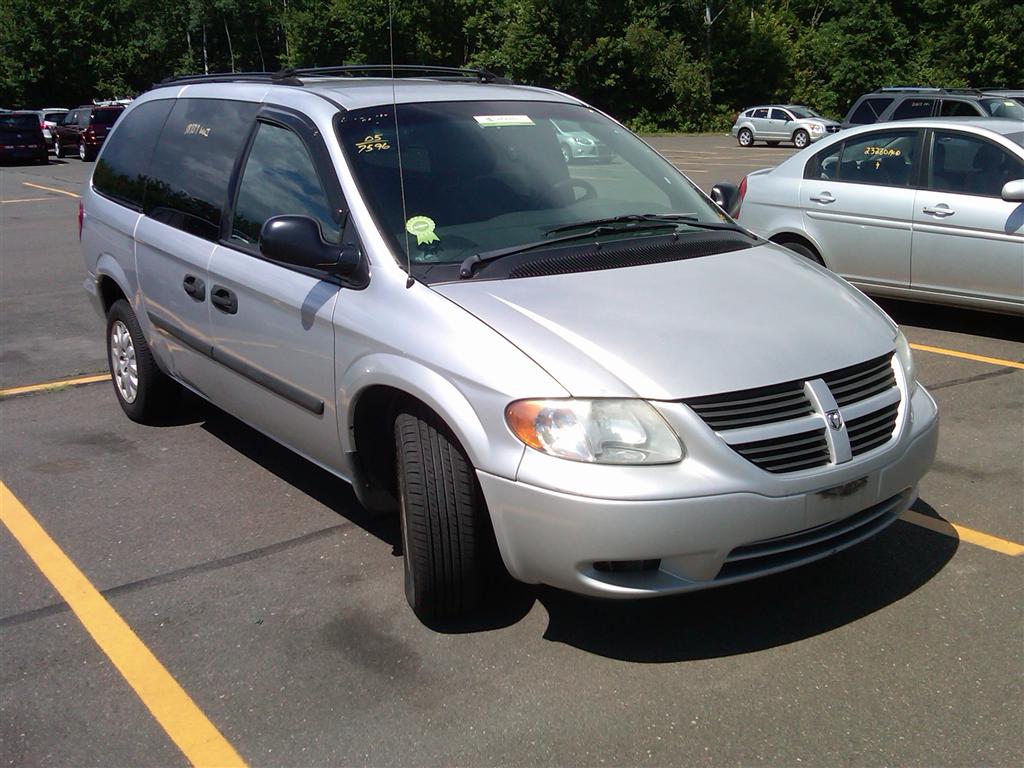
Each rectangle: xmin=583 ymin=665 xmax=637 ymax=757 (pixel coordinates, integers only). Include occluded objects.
xmin=211 ymin=285 xmax=238 ymax=314
xmin=182 ymin=274 xmax=205 ymax=301
xmin=922 ymin=204 xmax=955 ymax=217
xmin=809 ymin=192 xmax=835 ymax=204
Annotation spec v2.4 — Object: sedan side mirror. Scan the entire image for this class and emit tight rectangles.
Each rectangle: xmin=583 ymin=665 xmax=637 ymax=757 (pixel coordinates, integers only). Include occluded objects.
xmin=711 ymin=182 xmax=740 ymax=216
xmin=1001 ymin=179 xmax=1024 ymax=203
xmin=259 ymin=215 xmax=360 ymax=276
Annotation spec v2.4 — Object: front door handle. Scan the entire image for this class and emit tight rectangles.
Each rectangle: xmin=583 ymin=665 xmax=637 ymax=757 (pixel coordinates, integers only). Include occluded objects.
xmin=809 ymin=192 xmax=836 ymax=204
xmin=182 ymin=274 xmax=205 ymax=301
xmin=211 ymin=285 xmax=238 ymax=314
xmin=922 ymin=204 xmax=955 ymax=217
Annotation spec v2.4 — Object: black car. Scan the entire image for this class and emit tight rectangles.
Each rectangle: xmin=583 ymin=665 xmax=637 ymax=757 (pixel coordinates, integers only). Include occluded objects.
xmin=0 ymin=112 xmax=48 ymax=165
xmin=842 ymin=87 xmax=1024 ymax=129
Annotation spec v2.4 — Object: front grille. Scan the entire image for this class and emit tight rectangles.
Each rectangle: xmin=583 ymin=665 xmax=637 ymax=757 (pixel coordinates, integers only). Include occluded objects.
xmin=686 ymin=380 xmax=812 ymax=431
xmin=822 ymin=354 xmax=895 ymax=406
xmin=717 ymin=493 xmax=904 ymax=580
xmin=826 ymin=125 xmax=841 ymax=133
xmin=847 ymin=401 xmax=899 ymax=455
xmin=732 ymin=427 xmax=829 ymax=473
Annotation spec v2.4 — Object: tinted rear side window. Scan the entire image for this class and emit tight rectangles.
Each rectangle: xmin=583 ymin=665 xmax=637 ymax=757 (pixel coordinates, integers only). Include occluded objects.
xmin=91 ymin=109 xmax=122 ymax=126
xmin=892 ymin=99 xmax=933 ymax=120
xmin=848 ymin=97 xmax=892 ymax=125
xmin=145 ymin=99 xmax=258 ymax=241
xmin=939 ymin=100 xmax=980 ymax=117
xmin=93 ymin=100 xmax=174 ymax=210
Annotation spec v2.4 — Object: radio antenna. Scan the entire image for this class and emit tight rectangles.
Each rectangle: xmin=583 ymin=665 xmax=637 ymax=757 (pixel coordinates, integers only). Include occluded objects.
xmin=388 ymin=1 xmax=414 ymax=288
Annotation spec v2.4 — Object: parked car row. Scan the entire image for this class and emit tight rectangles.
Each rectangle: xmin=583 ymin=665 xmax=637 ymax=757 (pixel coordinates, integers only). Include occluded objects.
xmin=0 ymin=101 xmax=126 ymax=164
xmin=732 ymin=86 xmax=1024 ymax=148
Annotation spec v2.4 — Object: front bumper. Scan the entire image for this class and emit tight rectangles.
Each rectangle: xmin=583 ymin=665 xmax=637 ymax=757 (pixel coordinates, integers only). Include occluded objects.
xmin=480 ymin=383 xmax=938 ymax=598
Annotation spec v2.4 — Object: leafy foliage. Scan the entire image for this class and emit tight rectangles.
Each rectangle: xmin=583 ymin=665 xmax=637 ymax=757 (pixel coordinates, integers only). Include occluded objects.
xmin=1 ymin=0 xmax=1020 ymax=128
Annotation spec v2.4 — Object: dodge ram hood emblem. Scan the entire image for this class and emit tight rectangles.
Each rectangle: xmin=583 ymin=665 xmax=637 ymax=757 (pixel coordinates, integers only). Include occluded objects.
xmin=826 ymin=410 xmax=843 ymax=430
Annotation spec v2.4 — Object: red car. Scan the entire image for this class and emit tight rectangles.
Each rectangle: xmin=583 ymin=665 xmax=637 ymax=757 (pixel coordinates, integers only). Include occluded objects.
xmin=53 ymin=105 xmax=124 ymax=161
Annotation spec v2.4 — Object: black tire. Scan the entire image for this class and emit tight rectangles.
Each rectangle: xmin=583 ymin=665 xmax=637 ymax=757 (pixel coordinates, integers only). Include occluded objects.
xmin=737 ymin=128 xmax=753 ymax=147
xmin=79 ymin=141 xmax=94 ymax=162
xmin=106 ymin=299 xmax=176 ymax=424
xmin=779 ymin=239 xmax=824 ymax=266
xmin=792 ymin=129 xmax=810 ymax=149
xmin=394 ymin=407 xmax=486 ymax=620
xmin=53 ymin=138 xmax=62 ymax=158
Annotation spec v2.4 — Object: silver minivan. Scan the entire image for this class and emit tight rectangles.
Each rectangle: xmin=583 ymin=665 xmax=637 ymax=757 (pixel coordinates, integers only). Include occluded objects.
xmin=81 ymin=67 xmax=938 ymax=620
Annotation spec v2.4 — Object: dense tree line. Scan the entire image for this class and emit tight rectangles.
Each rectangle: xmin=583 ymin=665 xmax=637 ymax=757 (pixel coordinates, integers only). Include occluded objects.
xmin=1 ymin=0 xmax=1021 ymax=130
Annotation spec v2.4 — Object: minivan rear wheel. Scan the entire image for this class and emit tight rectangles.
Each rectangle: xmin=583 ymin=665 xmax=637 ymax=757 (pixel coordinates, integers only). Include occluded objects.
xmin=394 ymin=407 xmax=486 ymax=621
xmin=106 ymin=299 xmax=176 ymax=424
xmin=737 ymin=128 xmax=753 ymax=147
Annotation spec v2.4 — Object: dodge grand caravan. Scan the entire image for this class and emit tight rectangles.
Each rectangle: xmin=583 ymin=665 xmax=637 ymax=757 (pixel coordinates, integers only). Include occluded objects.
xmin=81 ymin=66 xmax=938 ymax=621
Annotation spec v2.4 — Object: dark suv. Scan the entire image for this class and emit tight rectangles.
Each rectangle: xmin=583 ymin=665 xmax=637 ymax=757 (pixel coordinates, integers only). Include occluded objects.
xmin=0 ymin=112 xmax=48 ymax=164
xmin=842 ymin=87 xmax=1024 ymax=129
xmin=53 ymin=105 xmax=124 ymax=161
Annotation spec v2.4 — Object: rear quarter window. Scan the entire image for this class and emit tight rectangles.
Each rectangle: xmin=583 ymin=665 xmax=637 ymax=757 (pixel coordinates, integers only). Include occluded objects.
xmin=143 ymin=98 xmax=259 ymax=241
xmin=93 ymin=100 xmax=174 ymax=210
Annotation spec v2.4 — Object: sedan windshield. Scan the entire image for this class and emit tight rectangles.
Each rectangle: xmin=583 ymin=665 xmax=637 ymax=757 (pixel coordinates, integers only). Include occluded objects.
xmin=336 ymin=101 xmax=726 ymax=279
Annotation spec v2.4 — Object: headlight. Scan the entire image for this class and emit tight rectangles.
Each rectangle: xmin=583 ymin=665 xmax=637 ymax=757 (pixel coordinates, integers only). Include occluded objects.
xmin=810 ymin=123 xmax=825 ymax=132
xmin=505 ymin=399 xmax=684 ymax=464
xmin=895 ymin=330 xmax=916 ymax=389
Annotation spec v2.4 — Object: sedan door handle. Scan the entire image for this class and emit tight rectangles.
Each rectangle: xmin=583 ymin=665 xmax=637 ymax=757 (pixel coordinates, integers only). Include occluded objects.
xmin=922 ymin=204 xmax=955 ymax=217
xmin=809 ymin=192 xmax=836 ymax=204
xmin=182 ymin=274 xmax=205 ymax=301
xmin=210 ymin=285 xmax=238 ymax=314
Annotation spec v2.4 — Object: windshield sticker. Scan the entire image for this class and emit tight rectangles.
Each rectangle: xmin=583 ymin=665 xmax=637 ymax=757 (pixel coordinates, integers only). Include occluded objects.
xmin=863 ymin=146 xmax=901 ymax=157
xmin=406 ymin=216 xmax=439 ymax=246
xmin=184 ymin=122 xmax=211 ymax=137
xmin=474 ymin=115 xmax=535 ymax=128
xmin=355 ymin=132 xmax=391 ymax=153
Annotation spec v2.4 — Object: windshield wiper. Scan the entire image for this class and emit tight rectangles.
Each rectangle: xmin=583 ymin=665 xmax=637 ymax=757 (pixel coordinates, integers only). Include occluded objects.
xmin=459 ymin=222 xmax=677 ymax=279
xmin=545 ymin=212 xmax=756 ymax=240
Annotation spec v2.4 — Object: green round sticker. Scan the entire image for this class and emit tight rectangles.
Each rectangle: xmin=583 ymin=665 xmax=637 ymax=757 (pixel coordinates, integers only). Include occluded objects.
xmin=406 ymin=215 xmax=439 ymax=246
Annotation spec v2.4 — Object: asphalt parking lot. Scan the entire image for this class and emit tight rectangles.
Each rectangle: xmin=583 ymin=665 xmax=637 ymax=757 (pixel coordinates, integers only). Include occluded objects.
xmin=1 ymin=139 xmax=1022 ymax=767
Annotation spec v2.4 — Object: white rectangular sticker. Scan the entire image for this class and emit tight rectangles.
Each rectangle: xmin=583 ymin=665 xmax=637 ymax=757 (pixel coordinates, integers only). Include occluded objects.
xmin=474 ymin=115 xmax=535 ymax=127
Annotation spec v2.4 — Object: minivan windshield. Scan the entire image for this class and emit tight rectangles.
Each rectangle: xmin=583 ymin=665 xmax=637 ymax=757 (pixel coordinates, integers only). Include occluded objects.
xmin=336 ymin=101 xmax=727 ymax=279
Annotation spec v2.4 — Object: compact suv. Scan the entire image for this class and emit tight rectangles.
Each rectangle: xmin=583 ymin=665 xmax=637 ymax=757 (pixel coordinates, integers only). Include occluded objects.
xmin=722 ymin=118 xmax=1024 ymax=315
xmin=81 ymin=67 xmax=937 ymax=621
xmin=53 ymin=105 xmax=124 ymax=160
xmin=0 ymin=111 xmax=48 ymax=164
xmin=731 ymin=105 xmax=840 ymax=148
xmin=842 ymin=87 xmax=1024 ymax=128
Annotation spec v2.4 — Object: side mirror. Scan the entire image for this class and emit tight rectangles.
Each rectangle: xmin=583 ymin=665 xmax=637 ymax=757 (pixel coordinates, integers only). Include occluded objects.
xmin=1001 ymin=179 xmax=1024 ymax=203
xmin=711 ymin=182 xmax=740 ymax=216
xmin=259 ymin=215 xmax=359 ymax=275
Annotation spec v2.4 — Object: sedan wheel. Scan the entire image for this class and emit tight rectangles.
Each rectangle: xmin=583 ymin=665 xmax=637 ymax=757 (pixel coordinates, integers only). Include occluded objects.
xmin=738 ymin=128 xmax=753 ymax=147
xmin=793 ymin=129 xmax=809 ymax=149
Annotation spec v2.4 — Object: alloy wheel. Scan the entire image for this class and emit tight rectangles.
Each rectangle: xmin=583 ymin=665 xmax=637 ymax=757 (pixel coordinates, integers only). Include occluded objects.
xmin=110 ymin=320 xmax=138 ymax=403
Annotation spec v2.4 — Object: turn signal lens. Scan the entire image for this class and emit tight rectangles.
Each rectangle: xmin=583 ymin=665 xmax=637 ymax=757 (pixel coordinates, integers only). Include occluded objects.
xmin=505 ymin=399 xmax=683 ymax=464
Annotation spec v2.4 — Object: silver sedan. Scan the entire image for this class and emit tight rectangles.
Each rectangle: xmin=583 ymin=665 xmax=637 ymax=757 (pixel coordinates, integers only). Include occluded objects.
xmin=727 ymin=118 xmax=1024 ymax=315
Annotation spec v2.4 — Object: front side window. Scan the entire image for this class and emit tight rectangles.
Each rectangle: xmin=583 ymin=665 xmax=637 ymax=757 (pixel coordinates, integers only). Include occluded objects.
xmin=928 ymin=131 xmax=1024 ymax=197
xmin=231 ymin=122 xmax=340 ymax=247
xmin=93 ymin=100 xmax=174 ymax=209
xmin=939 ymin=100 xmax=980 ymax=117
xmin=144 ymin=98 xmax=259 ymax=241
xmin=806 ymin=130 xmax=920 ymax=187
xmin=848 ymin=98 xmax=892 ymax=125
xmin=336 ymin=101 xmax=728 ymax=281
xmin=770 ymin=109 xmax=790 ymax=121
xmin=892 ymin=99 xmax=933 ymax=120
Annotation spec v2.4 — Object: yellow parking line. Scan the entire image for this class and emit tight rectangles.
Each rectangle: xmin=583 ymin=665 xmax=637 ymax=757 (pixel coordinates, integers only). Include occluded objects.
xmin=901 ymin=510 xmax=1024 ymax=556
xmin=0 ymin=482 xmax=247 ymax=767
xmin=0 ymin=373 xmax=110 ymax=399
xmin=910 ymin=343 xmax=1024 ymax=370
xmin=0 ymin=197 xmax=54 ymax=204
xmin=21 ymin=181 xmax=81 ymax=199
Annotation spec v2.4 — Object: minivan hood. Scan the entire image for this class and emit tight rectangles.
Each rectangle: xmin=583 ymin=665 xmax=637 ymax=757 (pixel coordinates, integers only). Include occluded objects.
xmin=434 ymin=244 xmax=896 ymax=399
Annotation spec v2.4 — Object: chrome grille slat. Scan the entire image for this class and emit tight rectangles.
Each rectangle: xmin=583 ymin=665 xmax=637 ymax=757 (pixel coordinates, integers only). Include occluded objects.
xmin=693 ymin=396 xmax=809 ymax=418
xmin=731 ymin=428 xmax=829 ymax=473
xmin=829 ymin=366 xmax=894 ymax=396
xmin=705 ymin=405 xmax=816 ymax=429
xmin=692 ymin=389 xmax=806 ymax=411
xmin=736 ymin=432 xmax=828 ymax=456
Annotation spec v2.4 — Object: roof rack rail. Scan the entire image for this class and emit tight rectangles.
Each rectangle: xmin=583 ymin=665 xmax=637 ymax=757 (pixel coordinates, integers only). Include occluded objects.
xmin=942 ymin=87 xmax=984 ymax=96
xmin=284 ymin=65 xmax=511 ymax=83
xmin=153 ymin=71 xmax=305 ymax=89
xmin=876 ymin=86 xmax=942 ymax=93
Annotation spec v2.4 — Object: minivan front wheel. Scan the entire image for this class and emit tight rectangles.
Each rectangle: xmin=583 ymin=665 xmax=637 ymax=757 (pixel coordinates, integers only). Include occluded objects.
xmin=106 ymin=299 xmax=175 ymax=423
xmin=793 ymin=129 xmax=809 ymax=149
xmin=394 ymin=408 xmax=486 ymax=621
xmin=737 ymin=128 xmax=753 ymax=147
